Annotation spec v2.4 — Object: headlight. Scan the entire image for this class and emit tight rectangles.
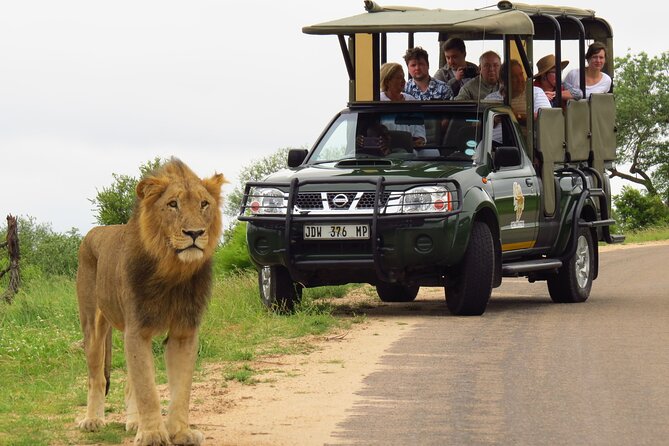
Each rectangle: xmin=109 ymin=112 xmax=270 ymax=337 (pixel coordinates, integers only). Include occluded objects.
xmin=401 ymin=186 xmax=453 ymax=213
xmin=247 ymin=187 xmax=287 ymax=215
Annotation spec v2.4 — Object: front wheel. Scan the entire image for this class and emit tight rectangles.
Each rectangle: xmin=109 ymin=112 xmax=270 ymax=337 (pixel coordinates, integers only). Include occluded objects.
xmin=258 ymin=265 xmax=302 ymax=313
xmin=547 ymin=226 xmax=595 ymax=303
xmin=445 ymin=221 xmax=494 ymax=316
xmin=376 ymin=283 xmax=419 ymax=302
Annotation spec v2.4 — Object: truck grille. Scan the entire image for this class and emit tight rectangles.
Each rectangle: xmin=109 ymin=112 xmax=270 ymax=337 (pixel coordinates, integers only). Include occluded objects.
xmin=294 ymin=192 xmax=391 ymax=212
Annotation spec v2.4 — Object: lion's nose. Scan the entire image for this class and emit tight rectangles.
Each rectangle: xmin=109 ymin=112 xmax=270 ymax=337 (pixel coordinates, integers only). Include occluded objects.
xmin=183 ymin=229 xmax=205 ymax=242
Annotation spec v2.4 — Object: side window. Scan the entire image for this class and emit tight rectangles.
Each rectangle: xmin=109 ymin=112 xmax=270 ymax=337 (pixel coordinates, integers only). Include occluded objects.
xmin=491 ymin=113 xmax=520 ymax=148
xmin=490 ymin=112 xmax=523 ymax=169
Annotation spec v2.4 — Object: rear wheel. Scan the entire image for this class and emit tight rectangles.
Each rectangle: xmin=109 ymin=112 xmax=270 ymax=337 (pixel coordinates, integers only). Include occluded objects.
xmin=548 ymin=226 xmax=594 ymax=303
xmin=445 ymin=221 xmax=494 ymax=316
xmin=376 ymin=283 xmax=419 ymax=302
xmin=258 ymin=265 xmax=302 ymax=313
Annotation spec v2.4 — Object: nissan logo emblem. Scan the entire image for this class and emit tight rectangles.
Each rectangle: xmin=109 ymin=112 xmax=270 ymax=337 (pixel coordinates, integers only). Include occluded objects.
xmin=332 ymin=194 xmax=349 ymax=208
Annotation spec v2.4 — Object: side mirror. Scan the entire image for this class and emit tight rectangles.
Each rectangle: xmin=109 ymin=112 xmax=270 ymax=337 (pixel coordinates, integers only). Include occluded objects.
xmin=287 ymin=149 xmax=308 ymax=168
xmin=493 ymin=145 xmax=521 ymax=169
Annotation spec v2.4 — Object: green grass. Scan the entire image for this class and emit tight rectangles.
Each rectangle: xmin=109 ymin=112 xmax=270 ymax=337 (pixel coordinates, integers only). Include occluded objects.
xmin=0 ymin=272 xmax=352 ymax=445
xmin=620 ymin=225 xmax=669 ymax=244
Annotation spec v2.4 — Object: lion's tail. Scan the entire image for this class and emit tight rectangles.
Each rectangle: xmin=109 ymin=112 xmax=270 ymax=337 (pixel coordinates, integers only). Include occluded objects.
xmin=104 ymin=329 xmax=112 ymax=395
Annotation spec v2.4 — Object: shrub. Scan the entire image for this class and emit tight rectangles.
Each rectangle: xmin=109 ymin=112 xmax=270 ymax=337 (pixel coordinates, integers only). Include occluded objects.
xmin=613 ymin=186 xmax=669 ymax=231
xmin=213 ymin=222 xmax=254 ymax=275
xmin=0 ymin=217 xmax=82 ymax=282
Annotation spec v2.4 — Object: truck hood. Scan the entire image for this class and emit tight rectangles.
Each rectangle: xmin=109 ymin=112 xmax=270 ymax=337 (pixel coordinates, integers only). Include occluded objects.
xmin=264 ymin=160 xmax=471 ymax=184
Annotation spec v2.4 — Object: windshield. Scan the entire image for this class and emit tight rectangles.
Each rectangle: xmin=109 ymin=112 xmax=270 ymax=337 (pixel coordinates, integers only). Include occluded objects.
xmin=308 ymin=110 xmax=482 ymax=164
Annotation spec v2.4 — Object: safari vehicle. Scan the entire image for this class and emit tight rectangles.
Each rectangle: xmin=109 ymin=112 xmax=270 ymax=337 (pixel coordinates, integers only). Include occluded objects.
xmin=238 ymin=1 xmax=623 ymax=315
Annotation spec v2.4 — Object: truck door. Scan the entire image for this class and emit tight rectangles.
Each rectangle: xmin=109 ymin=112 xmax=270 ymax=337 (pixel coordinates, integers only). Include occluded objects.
xmin=487 ymin=112 xmax=540 ymax=252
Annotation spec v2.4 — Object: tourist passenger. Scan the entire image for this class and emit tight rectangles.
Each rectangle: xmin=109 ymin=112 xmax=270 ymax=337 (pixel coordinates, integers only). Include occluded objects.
xmin=402 ymin=47 xmax=453 ymax=100
xmin=380 ymin=62 xmax=416 ymax=101
xmin=454 ymin=50 xmax=501 ymax=101
xmin=485 ymin=60 xmax=551 ymax=120
xmin=433 ymin=37 xmax=479 ymax=96
xmin=533 ymin=54 xmax=582 ymax=107
xmin=563 ymin=42 xmax=612 ymax=98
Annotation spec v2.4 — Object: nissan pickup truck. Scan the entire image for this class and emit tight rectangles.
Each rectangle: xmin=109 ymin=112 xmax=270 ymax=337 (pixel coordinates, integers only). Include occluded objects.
xmin=238 ymin=1 xmax=623 ymax=315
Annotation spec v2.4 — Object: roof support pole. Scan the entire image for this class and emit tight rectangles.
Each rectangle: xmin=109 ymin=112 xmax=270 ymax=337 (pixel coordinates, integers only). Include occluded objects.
xmin=564 ymin=15 xmax=587 ymax=99
xmin=534 ymin=13 xmax=563 ymax=106
xmin=338 ymin=35 xmax=355 ymax=81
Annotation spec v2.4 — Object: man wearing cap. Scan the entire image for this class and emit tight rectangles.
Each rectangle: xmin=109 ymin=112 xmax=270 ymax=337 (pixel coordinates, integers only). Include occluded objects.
xmin=533 ymin=54 xmax=583 ymax=107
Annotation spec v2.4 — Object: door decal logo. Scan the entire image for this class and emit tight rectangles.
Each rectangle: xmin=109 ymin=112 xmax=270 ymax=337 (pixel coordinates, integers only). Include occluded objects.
xmin=511 ymin=182 xmax=525 ymax=228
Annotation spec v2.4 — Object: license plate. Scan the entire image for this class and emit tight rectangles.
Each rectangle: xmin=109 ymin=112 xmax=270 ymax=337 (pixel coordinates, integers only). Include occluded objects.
xmin=303 ymin=224 xmax=370 ymax=240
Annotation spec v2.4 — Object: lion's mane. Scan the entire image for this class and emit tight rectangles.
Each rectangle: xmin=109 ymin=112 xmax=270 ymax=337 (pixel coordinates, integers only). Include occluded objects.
xmin=124 ymin=159 xmax=224 ymax=331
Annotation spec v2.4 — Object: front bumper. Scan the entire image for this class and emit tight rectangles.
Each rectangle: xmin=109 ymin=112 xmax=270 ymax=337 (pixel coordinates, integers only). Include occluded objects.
xmin=238 ymin=177 xmax=465 ymax=286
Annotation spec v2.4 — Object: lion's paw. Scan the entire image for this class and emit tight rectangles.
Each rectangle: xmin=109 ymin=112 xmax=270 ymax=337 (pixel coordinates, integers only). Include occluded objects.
xmin=134 ymin=427 xmax=171 ymax=446
xmin=78 ymin=417 xmax=105 ymax=432
xmin=171 ymin=428 xmax=205 ymax=445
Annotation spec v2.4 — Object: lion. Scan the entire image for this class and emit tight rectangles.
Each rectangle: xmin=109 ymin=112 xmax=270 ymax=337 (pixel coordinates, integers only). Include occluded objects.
xmin=76 ymin=158 xmax=226 ymax=446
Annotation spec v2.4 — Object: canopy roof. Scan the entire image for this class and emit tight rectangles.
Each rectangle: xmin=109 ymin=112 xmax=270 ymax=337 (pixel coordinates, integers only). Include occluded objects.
xmin=303 ymin=7 xmax=535 ymax=36
xmin=303 ymin=1 xmax=606 ymax=37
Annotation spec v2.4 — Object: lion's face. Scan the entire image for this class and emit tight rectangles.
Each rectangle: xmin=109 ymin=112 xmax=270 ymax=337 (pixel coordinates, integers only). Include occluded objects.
xmin=135 ymin=160 xmax=226 ymax=269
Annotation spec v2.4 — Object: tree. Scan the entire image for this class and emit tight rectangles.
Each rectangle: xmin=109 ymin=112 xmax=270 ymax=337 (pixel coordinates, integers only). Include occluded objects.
xmin=611 ymin=51 xmax=669 ymax=201
xmin=89 ymin=158 xmax=164 ymax=225
xmin=613 ymin=186 xmax=669 ymax=231
xmin=223 ymin=147 xmax=293 ymax=221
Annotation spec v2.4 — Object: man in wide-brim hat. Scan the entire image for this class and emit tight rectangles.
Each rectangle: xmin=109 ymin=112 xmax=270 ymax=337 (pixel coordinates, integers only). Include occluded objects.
xmin=533 ymin=54 xmax=582 ymax=106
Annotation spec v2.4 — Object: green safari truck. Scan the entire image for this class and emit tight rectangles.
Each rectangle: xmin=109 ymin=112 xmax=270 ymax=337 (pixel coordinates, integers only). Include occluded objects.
xmin=238 ymin=1 xmax=623 ymax=315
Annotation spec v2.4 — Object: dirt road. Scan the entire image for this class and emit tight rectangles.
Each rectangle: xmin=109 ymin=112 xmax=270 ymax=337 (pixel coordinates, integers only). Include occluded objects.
xmin=118 ymin=242 xmax=669 ymax=445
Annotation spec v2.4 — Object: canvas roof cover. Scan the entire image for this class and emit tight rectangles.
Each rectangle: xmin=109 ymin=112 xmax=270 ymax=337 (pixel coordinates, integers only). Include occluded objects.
xmin=302 ymin=5 xmax=535 ymax=36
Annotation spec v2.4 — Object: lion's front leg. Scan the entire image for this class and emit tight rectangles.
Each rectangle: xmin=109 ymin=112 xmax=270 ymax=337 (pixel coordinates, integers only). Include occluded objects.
xmin=165 ymin=329 xmax=204 ymax=445
xmin=124 ymin=329 xmax=170 ymax=446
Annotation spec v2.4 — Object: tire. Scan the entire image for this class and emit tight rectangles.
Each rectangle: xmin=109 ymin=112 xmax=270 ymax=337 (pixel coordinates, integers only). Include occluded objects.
xmin=445 ymin=221 xmax=494 ymax=316
xmin=258 ymin=265 xmax=302 ymax=313
xmin=376 ymin=282 xmax=419 ymax=302
xmin=548 ymin=226 xmax=594 ymax=303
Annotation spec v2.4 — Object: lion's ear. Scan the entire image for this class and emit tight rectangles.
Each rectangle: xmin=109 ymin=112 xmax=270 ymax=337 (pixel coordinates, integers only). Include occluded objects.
xmin=203 ymin=173 xmax=227 ymax=199
xmin=136 ymin=177 xmax=168 ymax=200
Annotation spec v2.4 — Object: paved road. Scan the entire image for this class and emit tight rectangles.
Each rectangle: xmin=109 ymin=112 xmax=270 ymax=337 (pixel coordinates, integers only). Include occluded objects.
xmin=329 ymin=244 xmax=669 ymax=446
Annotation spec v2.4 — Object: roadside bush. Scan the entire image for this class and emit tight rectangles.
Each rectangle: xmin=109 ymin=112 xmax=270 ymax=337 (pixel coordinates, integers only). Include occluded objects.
xmin=213 ymin=222 xmax=253 ymax=275
xmin=613 ymin=186 xmax=669 ymax=232
xmin=0 ymin=216 xmax=81 ymax=282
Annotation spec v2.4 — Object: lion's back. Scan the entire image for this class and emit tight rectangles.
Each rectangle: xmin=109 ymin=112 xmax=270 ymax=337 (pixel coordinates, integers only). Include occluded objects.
xmin=79 ymin=225 xmax=127 ymax=266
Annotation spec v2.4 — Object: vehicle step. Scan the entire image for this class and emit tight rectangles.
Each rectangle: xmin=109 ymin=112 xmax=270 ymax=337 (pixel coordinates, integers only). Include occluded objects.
xmin=580 ymin=219 xmax=615 ymax=228
xmin=502 ymin=258 xmax=563 ymax=276
xmin=609 ymin=234 xmax=626 ymax=244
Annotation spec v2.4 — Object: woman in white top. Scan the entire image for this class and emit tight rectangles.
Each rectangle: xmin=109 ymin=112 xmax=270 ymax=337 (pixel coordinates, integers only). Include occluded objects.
xmin=378 ymin=62 xmax=426 ymax=145
xmin=380 ymin=62 xmax=416 ymax=101
xmin=563 ymin=42 xmax=612 ymax=98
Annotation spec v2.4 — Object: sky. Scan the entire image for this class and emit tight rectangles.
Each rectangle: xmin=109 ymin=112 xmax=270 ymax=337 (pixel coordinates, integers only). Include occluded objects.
xmin=1 ymin=0 xmax=667 ymax=235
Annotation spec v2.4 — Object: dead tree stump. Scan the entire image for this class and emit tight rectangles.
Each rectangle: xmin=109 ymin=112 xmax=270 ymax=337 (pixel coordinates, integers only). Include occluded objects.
xmin=1 ymin=215 xmax=20 ymax=303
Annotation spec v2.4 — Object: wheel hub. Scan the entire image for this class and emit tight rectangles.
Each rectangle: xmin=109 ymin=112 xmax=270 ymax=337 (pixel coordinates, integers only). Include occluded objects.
xmin=575 ymin=235 xmax=590 ymax=288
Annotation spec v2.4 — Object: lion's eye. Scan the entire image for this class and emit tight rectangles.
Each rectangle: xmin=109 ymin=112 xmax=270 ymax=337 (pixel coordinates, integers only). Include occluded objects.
xmin=201 ymin=200 xmax=209 ymax=209
xmin=168 ymin=200 xmax=178 ymax=209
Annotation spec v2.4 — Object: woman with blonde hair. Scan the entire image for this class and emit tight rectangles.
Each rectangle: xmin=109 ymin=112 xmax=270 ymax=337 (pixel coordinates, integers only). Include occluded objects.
xmin=380 ymin=62 xmax=416 ymax=101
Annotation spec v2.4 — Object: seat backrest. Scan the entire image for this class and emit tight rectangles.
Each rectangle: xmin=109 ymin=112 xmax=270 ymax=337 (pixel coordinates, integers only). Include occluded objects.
xmin=536 ymin=108 xmax=566 ymax=217
xmin=387 ymin=130 xmax=413 ymax=153
xmin=564 ymin=99 xmax=590 ymax=163
xmin=589 ymin=93 xmax=616 ymax=173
